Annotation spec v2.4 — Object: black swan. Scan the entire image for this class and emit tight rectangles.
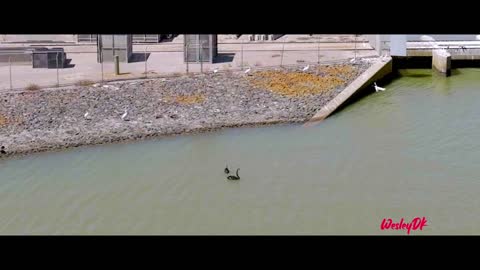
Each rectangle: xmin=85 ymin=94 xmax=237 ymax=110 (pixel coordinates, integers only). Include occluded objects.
xmin=224 ymin=165 xmax=230 ymax=174
xmin=227 ymin=169 xmax=240 ymax=180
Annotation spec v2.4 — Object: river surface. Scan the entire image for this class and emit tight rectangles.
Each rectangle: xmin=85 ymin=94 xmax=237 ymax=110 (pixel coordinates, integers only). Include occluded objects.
xmin=1 ymin=68 xmax=479 ymax=235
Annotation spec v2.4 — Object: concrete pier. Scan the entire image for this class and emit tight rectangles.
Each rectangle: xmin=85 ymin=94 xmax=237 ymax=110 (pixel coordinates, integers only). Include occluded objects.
xmin=307 ymin=57 xmax=393 ymax=124
xmin=432 ymin=49 xmax=451 ymax=76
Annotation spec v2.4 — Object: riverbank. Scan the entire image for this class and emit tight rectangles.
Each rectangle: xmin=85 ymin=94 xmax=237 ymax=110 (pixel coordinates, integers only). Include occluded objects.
xmin=0 ymin=60 xmax=372 ymax=159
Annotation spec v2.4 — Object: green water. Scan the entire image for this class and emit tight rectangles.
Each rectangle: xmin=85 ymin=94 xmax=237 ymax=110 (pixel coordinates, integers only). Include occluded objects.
xmin=1 ymin=68 xmax=480 ymax=235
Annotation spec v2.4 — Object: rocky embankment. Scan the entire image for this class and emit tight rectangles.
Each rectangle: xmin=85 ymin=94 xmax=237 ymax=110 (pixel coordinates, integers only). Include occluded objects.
xmin=0 ymin=60 xmax=372 ymax=158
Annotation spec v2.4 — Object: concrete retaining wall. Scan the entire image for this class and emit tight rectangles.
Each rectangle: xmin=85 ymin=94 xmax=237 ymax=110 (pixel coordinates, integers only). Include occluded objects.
xmin=432 ymin=50 xmax=451 ymax=76
xmin=407 ymin=48 xmax=480 ymax=60
xmin=307 ymin=57 xmax=393 ymax=123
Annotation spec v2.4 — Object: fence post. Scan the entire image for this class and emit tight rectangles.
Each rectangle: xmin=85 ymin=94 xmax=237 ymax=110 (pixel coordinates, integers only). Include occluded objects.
xmin=9 ymin=56 xmax=12 ymax=91
xmin=376 ymin=35 xmax=382 ymax=56
xmin=354 ymin=34 xmax=357 ymax=61
xmin=316 ymin=42 xmax=320 ymax=75
xmin=101 ymin=58 xmax=104 ymax=83
xmin=241 ymin=40 xmax=244 ymax=70
xmin=317 ymin=41 xmax=320 ymax=64
xmin=200 ymin=43 xmax=203 ymax=73
xmin=56 ymin=52 xmax=60 ymax=87
xmin=144 ymin=45 xmax=148 ymax=79
xmin=114 ymin=55 xmax=120 ymax=75
xmin=186 ymin=43 xmax=189 ymax=74
xmin=280 ymin=43 xmax=285 ymax=68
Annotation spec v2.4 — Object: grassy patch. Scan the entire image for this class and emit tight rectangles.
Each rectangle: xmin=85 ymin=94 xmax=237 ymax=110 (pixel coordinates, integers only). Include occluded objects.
xmin=0 ymin=115 xmax=7 ymax=126
xmin=248 ymin=64 xmax=359 ymax=97
xmin=25 ymin=83 xmax=40 ymax=91
xmin=164 ymin=94 xmax=205 ymax=105
xmin=75 ymin=80 xmax=95 ymax=86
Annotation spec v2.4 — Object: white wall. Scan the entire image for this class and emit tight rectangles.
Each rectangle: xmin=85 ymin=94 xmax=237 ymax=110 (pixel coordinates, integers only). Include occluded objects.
xmin=0 ymin=35 xmax=76 ymax=43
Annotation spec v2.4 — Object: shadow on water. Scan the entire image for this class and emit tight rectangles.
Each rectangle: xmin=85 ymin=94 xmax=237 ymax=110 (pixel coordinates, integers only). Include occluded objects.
xmin=452 ymin=60 xmax=480 ymax=68
xmin=393 ymin=56 xmax=480 ymax=73
xmin=399 ymin=72 xmax=431 ymax=78
xmin=393 ymin=56 xmax=432 ymax=69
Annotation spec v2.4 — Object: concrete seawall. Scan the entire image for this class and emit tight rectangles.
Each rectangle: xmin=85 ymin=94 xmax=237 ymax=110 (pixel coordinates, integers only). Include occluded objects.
xmin=0 ymin=61 xmax=369 ymax=159
xmin=307 ymin=57 xmax=393 ymax=124
xmin=432 ymin=50 xmax=451 ymax=76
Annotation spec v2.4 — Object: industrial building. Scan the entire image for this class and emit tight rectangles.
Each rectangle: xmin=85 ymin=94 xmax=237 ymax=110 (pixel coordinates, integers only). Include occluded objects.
xmin=366 ymin=35 xmax=480 ymax=56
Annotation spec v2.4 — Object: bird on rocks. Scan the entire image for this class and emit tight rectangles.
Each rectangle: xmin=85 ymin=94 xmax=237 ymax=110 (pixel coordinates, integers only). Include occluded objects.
xmin=213 ymin=68 xmax=219 ymax=73
xmin=302 ymin=65 xmax=310 ymax=72
xmin=121 ymin=109 xmax=128 ymax=121
xmin=84 ymin=111 xmax=91 ymax=120
xmin=244 ymin=68 xmax=251 ymax=74
xmin=0 ymin=146 xmax=6 ymax=155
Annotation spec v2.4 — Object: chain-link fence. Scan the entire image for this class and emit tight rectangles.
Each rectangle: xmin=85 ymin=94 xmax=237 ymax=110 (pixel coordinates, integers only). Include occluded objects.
xmin=0 ymin=37 xmax=376 ymax=92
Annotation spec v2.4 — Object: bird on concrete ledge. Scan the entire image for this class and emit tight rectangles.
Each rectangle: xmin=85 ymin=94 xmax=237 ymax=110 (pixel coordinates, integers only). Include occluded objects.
xmin=374 ymin=82 xmax=386 ymax=92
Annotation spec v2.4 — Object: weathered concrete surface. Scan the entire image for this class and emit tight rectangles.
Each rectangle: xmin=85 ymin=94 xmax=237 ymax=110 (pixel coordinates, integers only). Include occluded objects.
xmin=307 ymin=57 xmax=392 ymax=124
xmin=405 ymin=40 xmax=480 ymax=60
xmin=408 ymin=47 xmax=480 ymax=60
xmin=432 ymin=49 xmax=451 ymax=76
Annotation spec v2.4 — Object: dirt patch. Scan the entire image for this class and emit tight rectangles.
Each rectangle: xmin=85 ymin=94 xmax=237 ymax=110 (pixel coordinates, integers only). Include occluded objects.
xmin=316 ymin=64 xmax=357 ymax=79
xmin=248 ymin=64 xmax=364 ymax=97
xmin=0 ymin=115 xmax=8 ymax=127
xmin=25 ymin=84 xmax=40 ymax=91
xmin=249 ymin=71 xmax=340 ymax=97
xmin=75 ymin=80 xmax=95 ymax=86
xmin=164 ymin=94 xmax=205 ymax=105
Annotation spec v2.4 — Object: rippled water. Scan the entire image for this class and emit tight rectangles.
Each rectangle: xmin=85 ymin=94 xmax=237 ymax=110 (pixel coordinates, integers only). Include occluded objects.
xmin=1 ymin=68 xmax=480 ymax=235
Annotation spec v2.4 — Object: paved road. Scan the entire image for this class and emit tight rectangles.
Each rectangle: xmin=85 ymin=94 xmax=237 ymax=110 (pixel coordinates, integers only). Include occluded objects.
xmin=0 ymin=35 xmax=377 ymax=91
xmin=0 ymin=41 xmax=372 ymax=53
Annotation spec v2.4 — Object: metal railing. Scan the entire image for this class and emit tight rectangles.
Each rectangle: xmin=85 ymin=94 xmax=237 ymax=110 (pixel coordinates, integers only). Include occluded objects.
xmin=0 ymin=41 xmax=375 ymax=93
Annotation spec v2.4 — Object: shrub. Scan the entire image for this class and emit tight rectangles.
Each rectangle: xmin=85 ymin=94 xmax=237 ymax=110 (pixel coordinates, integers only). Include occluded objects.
xmin=75 ymin=80 xmax=95 ymax=86
xmin=25 ymin=83 xmax=40 ymax=91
